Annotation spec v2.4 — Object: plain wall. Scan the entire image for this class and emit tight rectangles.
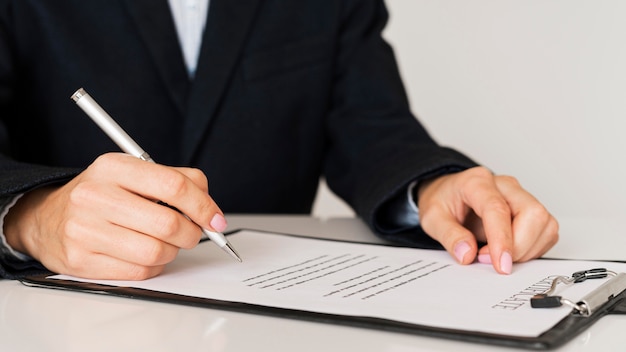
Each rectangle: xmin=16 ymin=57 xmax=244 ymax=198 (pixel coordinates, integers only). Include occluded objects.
xmin=312 ymin=0 xmax=626 ymax=220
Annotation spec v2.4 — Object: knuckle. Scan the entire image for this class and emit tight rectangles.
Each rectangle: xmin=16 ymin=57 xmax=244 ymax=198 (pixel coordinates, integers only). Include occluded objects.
xmin=91 ymin=153 xmax=111 ymax=168
xmin=62 ymin=217 xmax=92 ymax=246
xmin=91 ymin=153 xmax=121 ymax=172
xmin=141 ymin=242 xmax=167 ymax=265
xmin=178 ymin=229 xmax=202 ymax=249
xmin=159 ymin=171 xmax=188 ymax=198
xmin=152 ymin=212 xmax=181 ymax=239
xmin=497 ymin=175 xmax=520 ymax=188
xmin=139 ymin=242 xmax=177 ymax=267
xmin=525 ymin=203 xmax=550 ymax=221
xmin=180 ymin=235 xmax=201 ymax=249
xmin=68 ymin=182 xmax=97 ymax=207
xmin=460 ymin=167 xmax=494 ymax=190
xmin=546 ymin=217 xmax=560 ymax=243
xmin=126 ymin=265 xmax=156 ymax=281
xmin=484 ymin=198 xmax=510 ymax=217
xmin=466 ymin=166 xmax=493 ymax=180
xmin=63 ymin=248 xmax=87 ymax=273
xmin=193 ymin=197 xmax=216 ymax=220
xmin=187 ymin=168 xmax=208 ymax=189
xmin=95 ymin=152 xmax=114 ymax=161
xmin=62 ymin=219 xmax=82 ymax=242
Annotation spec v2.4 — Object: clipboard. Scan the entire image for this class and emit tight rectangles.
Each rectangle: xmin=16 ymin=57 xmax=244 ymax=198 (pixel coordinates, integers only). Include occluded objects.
xmin=18 ymin=229 xmax=626 ymax=350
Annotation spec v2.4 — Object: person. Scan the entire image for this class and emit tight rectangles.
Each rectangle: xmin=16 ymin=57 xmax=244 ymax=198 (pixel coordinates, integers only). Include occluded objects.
xmin=0 ymin=0 xmax=558 ymax=280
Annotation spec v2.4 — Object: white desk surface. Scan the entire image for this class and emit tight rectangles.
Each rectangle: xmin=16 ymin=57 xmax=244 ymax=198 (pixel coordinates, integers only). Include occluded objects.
xmin=1 ymin=215 xmax=625 ymax=352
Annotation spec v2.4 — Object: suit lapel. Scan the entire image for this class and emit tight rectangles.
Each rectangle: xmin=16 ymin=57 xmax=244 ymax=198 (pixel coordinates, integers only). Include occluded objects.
xmin=122 ymin=0 xmax=190 ymax=117
xmin=181 ymin=0 xmax=263 ymax=163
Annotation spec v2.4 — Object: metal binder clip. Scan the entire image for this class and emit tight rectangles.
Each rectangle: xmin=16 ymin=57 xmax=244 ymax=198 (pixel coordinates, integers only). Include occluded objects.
xmin=530 ymin=268 xmax=626 ymax=316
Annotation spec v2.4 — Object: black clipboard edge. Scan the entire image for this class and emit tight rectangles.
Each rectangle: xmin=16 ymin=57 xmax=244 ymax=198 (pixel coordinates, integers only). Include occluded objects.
xmin=18 ymin=229 xmax=626 ymax=350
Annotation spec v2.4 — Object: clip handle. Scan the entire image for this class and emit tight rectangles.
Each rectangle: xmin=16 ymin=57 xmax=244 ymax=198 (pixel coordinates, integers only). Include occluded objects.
xmin=530 ymin=294 xmax=563 ymax=308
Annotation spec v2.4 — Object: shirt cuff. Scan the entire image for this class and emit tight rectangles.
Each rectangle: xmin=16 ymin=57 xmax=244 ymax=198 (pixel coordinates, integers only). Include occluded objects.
xmin=0 ymin=194 xmax=32 ymax=262
xmin=407 ymin=180 xmax=419 ymax=218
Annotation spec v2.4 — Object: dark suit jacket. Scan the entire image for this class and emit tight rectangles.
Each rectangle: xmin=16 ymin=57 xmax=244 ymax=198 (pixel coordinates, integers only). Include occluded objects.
xmin=0 ymin=0 xmax=477 ymax=278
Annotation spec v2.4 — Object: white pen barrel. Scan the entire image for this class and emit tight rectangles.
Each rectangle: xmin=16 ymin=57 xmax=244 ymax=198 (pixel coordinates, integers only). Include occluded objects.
xmin=202 ymin=228 xmax=228 ymax=247
xmin=71 ymin=88 xmax=151 ymax=161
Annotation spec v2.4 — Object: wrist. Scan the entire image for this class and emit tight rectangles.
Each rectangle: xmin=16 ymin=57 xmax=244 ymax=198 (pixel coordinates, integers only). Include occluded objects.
xmin=4 ymin=187 xmax=55 ymax=259
xmin=416 ymin=176 xmax=442 ymax=204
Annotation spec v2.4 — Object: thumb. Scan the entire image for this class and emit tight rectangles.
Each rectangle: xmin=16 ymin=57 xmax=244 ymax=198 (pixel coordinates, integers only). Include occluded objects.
xmin=420 ymin=209 xmax=479 ymax=265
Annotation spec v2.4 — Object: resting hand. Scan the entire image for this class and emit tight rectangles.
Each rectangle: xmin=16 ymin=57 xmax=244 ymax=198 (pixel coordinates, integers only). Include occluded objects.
xmin=4 ymin=153 xmax=226 ymax=280
xmin=416 ymin=166 xmax=559 ymax=274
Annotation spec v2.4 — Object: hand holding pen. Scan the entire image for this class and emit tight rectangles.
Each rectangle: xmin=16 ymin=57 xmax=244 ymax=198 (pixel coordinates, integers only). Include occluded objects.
xmin=71 ymin=88 xmax=241 ymax=262
xmin=4 ymin=151 xmax=234 ymax=280
xmin=1 ymin=88 xmax=240 ymax=280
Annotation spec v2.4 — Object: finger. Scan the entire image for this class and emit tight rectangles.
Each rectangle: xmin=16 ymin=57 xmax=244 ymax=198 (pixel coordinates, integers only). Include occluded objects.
xmin=459 ymin=168 xmax=514 ymax=274
xmin=57 ymin=250 xmax=166 ymax=280
xmin=419 ymin=205 xmax=479 ymax=265
xmin=173 ymin=167 xmax=209 ymax=193
xmin=477 ymin=246 xmax=492 ymax=265
xmin=68 ymin=219 xmax=181 ymax=267
xmin=68 ymin=177 xmax=203 ymax=249
xmin=63 ymin=194 xmax=183 ymax=267
xmin=167 ymin=167 xmax=227 ymax=233
xmin=461 ymin=210 xmax=487 ymax=242
xmin=138 ymin=164 xmax=223 ymax=233
xmin=37 ymin=214 xmax=168 ymax=280
xmin=475 ymin=215 xmax=558 ymax=265
xmin=494 ymin=176 xmax=560 ymax=262
xmin=91 ymin=154 xmax=225 ymax=233
xmin=519 ymin=218 xmax=559 ymax=262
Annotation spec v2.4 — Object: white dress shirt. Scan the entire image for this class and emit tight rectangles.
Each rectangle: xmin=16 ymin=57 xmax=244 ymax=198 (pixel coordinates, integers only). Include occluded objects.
xmin=167 ymin=0 xmax=210 ymax=77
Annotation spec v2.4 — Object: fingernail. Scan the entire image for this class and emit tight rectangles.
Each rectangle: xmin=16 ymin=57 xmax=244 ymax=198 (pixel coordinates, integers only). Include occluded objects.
xmin=210 ymin=213 xmax=227 ymax=233
xmin=454 ymin=241 xmax=471 ymax=263
xmin=477 ymin=254 xmax=492 ymax=264
xmin=500 ymin=252 xmax=513 ymax=275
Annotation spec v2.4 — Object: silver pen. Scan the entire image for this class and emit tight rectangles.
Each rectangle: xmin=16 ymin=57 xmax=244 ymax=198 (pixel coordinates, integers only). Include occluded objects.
xmin=71 ymin=88 xmax=242 ymax=262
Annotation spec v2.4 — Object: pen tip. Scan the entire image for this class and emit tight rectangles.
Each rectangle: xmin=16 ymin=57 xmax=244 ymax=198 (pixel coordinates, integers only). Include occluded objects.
xmin=223 ymin=242 xmax=243 ymax=262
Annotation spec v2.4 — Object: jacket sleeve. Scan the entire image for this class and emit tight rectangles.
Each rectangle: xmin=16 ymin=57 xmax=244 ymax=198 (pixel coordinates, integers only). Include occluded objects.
xmin=0 ymin=3 xmax=79 ymax=279
xmin=323 ymin=0 xmax=478 ymax=247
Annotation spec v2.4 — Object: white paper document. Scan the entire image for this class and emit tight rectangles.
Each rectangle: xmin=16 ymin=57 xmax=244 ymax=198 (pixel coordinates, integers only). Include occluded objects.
xmin=52 ymin=230 xmax=626 ymax=338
